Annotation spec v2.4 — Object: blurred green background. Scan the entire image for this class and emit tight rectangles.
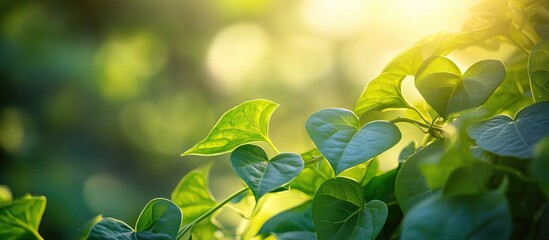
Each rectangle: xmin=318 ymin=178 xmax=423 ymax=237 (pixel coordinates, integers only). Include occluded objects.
xmin=1 ymin=0 xmax=479 ymax=238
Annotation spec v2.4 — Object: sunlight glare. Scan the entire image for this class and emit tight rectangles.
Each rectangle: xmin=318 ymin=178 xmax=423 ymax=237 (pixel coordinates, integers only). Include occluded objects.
xmin=301 ymin=0 xmax=368 ymax=38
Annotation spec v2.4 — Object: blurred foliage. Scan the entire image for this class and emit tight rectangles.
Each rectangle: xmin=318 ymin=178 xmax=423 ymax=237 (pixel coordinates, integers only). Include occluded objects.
xmin=1 ymin=0 xmax=485 ymax=238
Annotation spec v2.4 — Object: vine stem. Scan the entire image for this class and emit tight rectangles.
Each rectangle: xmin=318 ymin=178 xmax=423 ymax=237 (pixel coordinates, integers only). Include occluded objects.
xmin=389 ymin=117 xmax=444 ymax=132
xmin=406 ymin=103 xmax=431 ymax=125
xmin=177 ymin=187 xmax=249 ymax=239
xmin=266 ymin=138 xmax=280 ymax=154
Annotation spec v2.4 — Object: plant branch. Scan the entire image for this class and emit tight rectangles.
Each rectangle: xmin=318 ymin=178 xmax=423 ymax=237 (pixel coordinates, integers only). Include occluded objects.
xmin=406 ymin=103 xmax=431 ymax=125
xmin=266 ymin=138 xmax=280 ymax=154
xmin=390 ymin=117 xmax=444 ymax=132
xmin=177 ymin=187 xmax=249 ymax=239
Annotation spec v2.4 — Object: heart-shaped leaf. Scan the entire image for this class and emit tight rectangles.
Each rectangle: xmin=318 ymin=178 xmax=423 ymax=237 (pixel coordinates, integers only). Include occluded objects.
xmin=528 ymin=40 xmax=549 ymax=102
xmin=354 ymin=73 xmax=409 ymax=117
xmin=88 ymin=198 xmax=182 ymax=240
xmin=468 ymin=101 xmax=549 ymax=159
xmin=401 ymin=185 xmax=511 ymax=240
xmin=183 ymin=99 xmax=278 ymax=156
xmin=306 ymin=108 xmax=401 ymax=175
xmin=0 ymin=195 xmax=46 ymax=240
xmin=230 ymin=144 xmax=304 ymax=200
xmin=415 ymin=57 xmax=506 ymax=118
xmin=312 ymin=177 xmax=388 ymax=240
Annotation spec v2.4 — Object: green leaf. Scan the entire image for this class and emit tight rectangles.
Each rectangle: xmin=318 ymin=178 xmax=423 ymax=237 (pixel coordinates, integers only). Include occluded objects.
xmin=230 ymin=145 xmax=304 ymax=200
xmin=257 ymin=201 xmax=314 ymax=237
xmin=528 ymin=40 xmax=549 ymax=102
xmin=442 ymin=163 xmax=488 ymax=196
xmin=312 ymin=177 xmax=388 ymax=240
xmin=383 ymin=44 xmax=424 ymax=75
xmin=89 ymin=198 xmax=182 ymax=240
xmin=171 ymin=164 xmax=216 ymax=225
xmin=415 ymin=57 xmax=506 ymax=118
xmin=354 ymin=73 xmax=409 ymax=117
xmin=182 ymin=99 xmax=279 ymax=156
xmin=306 ymin=108 xmax=401 ymax=174
xmin=395 ymin=140 xmax=444 ymax=213
xmin=531 ymin=137 xmax=549 ymax=184
xmin=398 ymin=141 xmax=416 ymax=162
xmin=468 ymin=101 xmax=549 ymax=159
xmin=363 ymin=167 xmax=398 ymax=203
xmin=0 ymin=195 xmax=46 ymax=240
xmin=135 ymin=198 xmax=182 ymax=239
xmin=88 ymin=218 xmax=134 ymax=240
xmin=401 ymin=186 xmax=512 ymax=240
xmin=274 ymin=231 xmax=317 ymax=240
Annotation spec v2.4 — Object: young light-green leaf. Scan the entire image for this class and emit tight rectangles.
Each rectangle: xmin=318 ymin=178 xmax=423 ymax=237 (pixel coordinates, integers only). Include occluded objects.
xmin=415 ymin=57 xmax=506 ymax=118
xmin=182 ymin=99 xmax=278 ymax=156
xmin=312 ymin=177 xmax=388 ymax=240
xmin=306 ymin=108 xmax=401 ymax=175
xmin=0 ymin=195 xmax=46 ymax=240
xmin=354 ymin=73 xmax=409 ymax=117
xmin=88 ymin=198 xmax=182 ymax=240
xmin=395 ymin=140 xmax=444 ymax=213
xmin=401 ymin=186 xmax=512 ymax=240
xmin=468 ymin=101 xmax=549 ymax=159
xmin=290 ymin=158 xmax=334 ymax=196
xmin=171 ymin=164 xmax=216 ymax=225
xmin=230 ymin=144 xmax=304 ymax=200
xmin=528 ymin=40 xmax=549 ymax=102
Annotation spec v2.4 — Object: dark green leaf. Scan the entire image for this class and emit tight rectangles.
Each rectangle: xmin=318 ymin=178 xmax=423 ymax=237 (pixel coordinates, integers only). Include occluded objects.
xmin=135 ymin=198 xmax=182 ymax=239
xmin=395 ymin=140 xmax=444 ymax=213
xmin=258 ymin=201 xmax=314 ymax=237
xmin=468 ymin=101 xmax=549 ymax=159
xmin=442 ymin=163 xmax=488 ymax=196
xmin=274 ymin=231 xmax=317 ymax=240
xmin=528 ymin=40 xmax=549 ymax=102
xmin=0 ymin=195 xmax=46 ymax=240
xmin=230 ymin=144 xmax=304 ymax=200
xmin=312 ymin=178 xmax=387 ymax=240
xmin=399 ymin=141 xmax=416 ymax=162
xmin=306 ymin=108 xmax=401 ymax=174
xmin=415 ymin=57 xmax=506 ymax=118
xmin=182 ymin=99 xmax=278 ymax=156
xmin=89 ymin=198 xmax=182 ymax=240
xmin=363 ymin=167 xmax=398 ymax=202
xmin=401 ymin=185 xmax=512 ymax=240
xmin=88 ymin=218 xmax=134 ymax=240
xmin=171 ymin=164 xmax=216 ymax=225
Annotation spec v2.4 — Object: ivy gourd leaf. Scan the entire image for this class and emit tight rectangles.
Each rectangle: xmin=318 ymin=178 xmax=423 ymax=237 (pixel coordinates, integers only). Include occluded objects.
xmin=182 ymin=99 xmax=278 ymax=156
xmin=415 ymin=56 xmax=506 ymax=118
xmin=363 ymin=167 xmax=398 ymax=203
xmin=78 ymin=215 xmax=103 ymax=240
xmin=306 ymin=108 xmax=401 ymax=175
xmin=383 ymin=44 xmax=424 ymax=75
xmin=257 ymin=201 xmax=314 ymax=238
xmin=171 ymin=164 xmax=216 ymax=225
xmin=398 ymin=141 xmax=416 ymax=162
xmin=0 ymin=195 xmax=46 ymax=240
xmin=468 ymin=101 xmax=549 ymax=159
xmin=230 ymin=144 xmax=304 ymax=200
xmin=312 ymin=177 xmax=388 ymax=240
xmin=88 ymin=198 xmax=182 ymax=240
xmin=395 ymin=139 xmax=444 ymax=213
xmin=354 ymin=73 xmax=409 ymax=117
xmin=528 ymin=40 xmax=549 ymax=102
xmin=400 ymin=184 xmax=512 ymax=240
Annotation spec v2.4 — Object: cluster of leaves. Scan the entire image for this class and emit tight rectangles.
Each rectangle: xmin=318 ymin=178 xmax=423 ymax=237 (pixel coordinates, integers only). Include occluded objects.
xmin=2 ymin=0 xmax=549 ymax=239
